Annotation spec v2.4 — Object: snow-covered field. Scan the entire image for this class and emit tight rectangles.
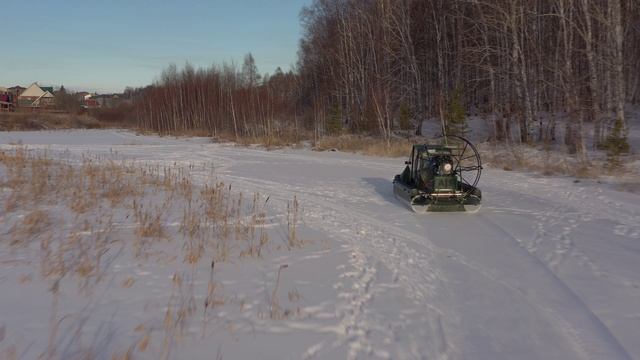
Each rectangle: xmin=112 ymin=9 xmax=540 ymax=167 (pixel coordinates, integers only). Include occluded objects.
xmin=1 ymin=129 xmax=640 ymax=360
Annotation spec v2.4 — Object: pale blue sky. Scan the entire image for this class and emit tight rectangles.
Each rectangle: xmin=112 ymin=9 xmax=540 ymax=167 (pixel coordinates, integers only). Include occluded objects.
xmin=1 ymin=0 xmax=310 ymax=93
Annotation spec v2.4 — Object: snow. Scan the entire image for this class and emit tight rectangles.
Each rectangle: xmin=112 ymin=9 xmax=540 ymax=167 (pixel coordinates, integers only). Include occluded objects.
xmin=1 ymin=129 xmax=640 ymax=359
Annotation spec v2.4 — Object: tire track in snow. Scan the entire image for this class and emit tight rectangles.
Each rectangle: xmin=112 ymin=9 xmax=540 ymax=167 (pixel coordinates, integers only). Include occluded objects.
xmin=485 ymin=182 xmax=640 ymax=293
xmin=212 ymin=163 xmax=632 ymax=359
xmin=486 ymin=171 xmax=640 ymax=246
xmin=475 ymin=215 xmax=632 ymax=360
xmin=215 ymin=173 xmax=454 ymax=360
xmin=213 ymin=171 xmax=632 ymax=360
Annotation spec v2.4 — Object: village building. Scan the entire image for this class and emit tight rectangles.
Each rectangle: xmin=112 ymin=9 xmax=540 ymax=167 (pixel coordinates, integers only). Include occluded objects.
xmin=17 ymin=83 xmax=55 ymax=108
xmin=81 ymin=93 xmax=131 ymax=109
xmin=75 ymin=91 xmax=91 ymax=101
xmin=0 ymin=87 xmax=13 ymax=112
xmin=94 ymin=94 xmax=124 ymax=108
xmin=7 ymin=85 xmax=25 ymax=99
xmin=7 ymin=86 xmax=26 ymax=107
xmin=82 ymin=98 xmax=100 ymax=109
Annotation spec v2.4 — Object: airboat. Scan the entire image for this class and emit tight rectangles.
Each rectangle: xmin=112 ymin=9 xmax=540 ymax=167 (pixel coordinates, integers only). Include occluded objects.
xmin=393 ymin=135 xmax=482 ymax=212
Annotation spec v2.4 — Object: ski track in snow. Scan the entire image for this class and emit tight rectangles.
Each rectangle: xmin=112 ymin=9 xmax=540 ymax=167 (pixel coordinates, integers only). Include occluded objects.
xmin=1 ymin=130 xmax=639 ymax=359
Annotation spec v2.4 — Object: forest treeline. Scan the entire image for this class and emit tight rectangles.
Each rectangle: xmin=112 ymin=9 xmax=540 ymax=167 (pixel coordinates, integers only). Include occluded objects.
xmin=134 ymin=0 xmax=640 ymax=154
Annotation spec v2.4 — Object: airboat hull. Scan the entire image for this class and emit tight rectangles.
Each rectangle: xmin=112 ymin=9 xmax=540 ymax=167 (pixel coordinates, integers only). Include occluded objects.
xmin=463 ymin=204 xmax=482 ymax=213
xmin=393 ymin=176 xmax=481 ymax=213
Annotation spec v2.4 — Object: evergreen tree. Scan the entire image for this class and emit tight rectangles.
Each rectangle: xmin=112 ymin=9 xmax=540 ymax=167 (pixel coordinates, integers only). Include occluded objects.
xmin=326 ymin=104 xmax=343 ymax=135
xmin=399 ymin=103 xmax=411 ymax=130
xmin=603 ymin=117 xmax=630 ymax=169
xmin=445 ymin=89 xmax=467 ymax=137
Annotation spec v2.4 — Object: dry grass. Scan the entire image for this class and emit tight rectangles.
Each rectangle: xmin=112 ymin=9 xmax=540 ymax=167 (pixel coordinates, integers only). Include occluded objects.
xmin=202 ymin=260 xmax=224 ymax=336
xmin=233 ymin=132 xmax=304 ymax=149
xmin=133 ymin=199 xmax=167 ymax=239
xmin=314 ymin=135 xmax=412 ymax=157
xmin=227 ymin=132 xmax=635 ymax=183
xmin=287 ymin=196 xmax=301 ymax=248
xmin=132 ymin=125 xmax=413 ymax=157
xmin=0 ymin=112 xmax=102 ymax=131
xmin=478 ymin=142 xmax=604 ymax=178
xmin=269 ymin=264 xmax=288 ymax=320
xmin=147 ymin=128 xmax=413 ymax=157
xmin=13 ymin=210 xmax=51 ymax=242
xmin=0 ymin=147 xmax=308 ymax=359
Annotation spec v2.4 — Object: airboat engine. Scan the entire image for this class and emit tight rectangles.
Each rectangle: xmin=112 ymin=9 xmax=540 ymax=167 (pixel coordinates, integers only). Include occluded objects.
xmin=393 ymin=136 xmax=482 ymax=212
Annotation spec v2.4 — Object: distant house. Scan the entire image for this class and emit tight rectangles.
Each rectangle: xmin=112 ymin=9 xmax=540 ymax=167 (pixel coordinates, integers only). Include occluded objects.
xmin=8 ymin=86 xmax=25 ymax=105
xmin=8 ymin=85 xmax=25 ymax=97
xmin=0 ymin=86 xmax=13 ymax=112
xmin=82 ymin=98 xmax=100 ymax=109
xmin=75 ymin=91 xmax=91 ymax=101
xmin=18 ymin=83 xmax=55 ymax=108
xmin=80 ymin=93 xmax=130 ymax=109
xmin=94 ymin=94 xmax=113 ymax=108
